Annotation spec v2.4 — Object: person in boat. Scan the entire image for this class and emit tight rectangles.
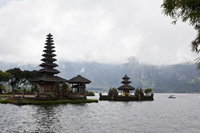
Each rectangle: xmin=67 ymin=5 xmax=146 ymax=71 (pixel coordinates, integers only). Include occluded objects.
xmin=169 ymin=95 xmax=175 ymax=98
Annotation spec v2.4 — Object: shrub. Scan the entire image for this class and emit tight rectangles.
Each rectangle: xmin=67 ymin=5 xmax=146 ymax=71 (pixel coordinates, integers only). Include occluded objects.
xmin=144 ymin=88 xmax=152 ymax=96
xmin=86 ymin=91 xmax=95 ymax=96
xmin=108 ymin=87 xmax=118 ymax=97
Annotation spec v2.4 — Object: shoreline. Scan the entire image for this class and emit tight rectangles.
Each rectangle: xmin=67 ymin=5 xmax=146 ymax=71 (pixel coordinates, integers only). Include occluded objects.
xmin=0 ymin=99 xmax=98 ymax=105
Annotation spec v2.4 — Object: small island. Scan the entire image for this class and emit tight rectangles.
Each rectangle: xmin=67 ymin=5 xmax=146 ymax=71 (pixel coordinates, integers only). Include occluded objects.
xmin=0 ymin=34 xmax=97 ymax=105
xmin=99 ymin=75 xmax=154 ymax=101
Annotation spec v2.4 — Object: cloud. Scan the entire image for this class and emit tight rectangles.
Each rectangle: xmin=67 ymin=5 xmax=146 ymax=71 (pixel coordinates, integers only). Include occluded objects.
xmin=79 ymin=67 xmax=85 ymax=73
xmin=0 ymin=0 xmax=198 ymax=66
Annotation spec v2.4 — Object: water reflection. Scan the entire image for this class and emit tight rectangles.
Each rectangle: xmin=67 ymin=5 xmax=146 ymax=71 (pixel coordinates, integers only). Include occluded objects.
xmin=0 ymin=94 xmax=200 ymax=133
xmin=30 ymin=104 xmax=89 ymax=132
xmin=31 ymin=105 xmax=61 ymax=132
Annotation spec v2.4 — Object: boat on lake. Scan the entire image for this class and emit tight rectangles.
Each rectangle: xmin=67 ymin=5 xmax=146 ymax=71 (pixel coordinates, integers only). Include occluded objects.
xmin=168 ymin=95 xmax=176 ymax=99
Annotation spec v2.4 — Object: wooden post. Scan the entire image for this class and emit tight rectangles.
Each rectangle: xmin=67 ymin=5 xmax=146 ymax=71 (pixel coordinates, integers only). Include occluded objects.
xmin=23 ymin=89 xmax=25 ymax=98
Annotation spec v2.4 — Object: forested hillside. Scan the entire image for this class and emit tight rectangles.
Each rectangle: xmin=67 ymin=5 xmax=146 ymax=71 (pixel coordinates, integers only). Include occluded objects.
xmin=123 ymin=58 xmax=200 ymax=92
xmin=58 ymin=57 xmax=200 ymax=93
xmin=1 ymin=57 xmax=200 ymax=93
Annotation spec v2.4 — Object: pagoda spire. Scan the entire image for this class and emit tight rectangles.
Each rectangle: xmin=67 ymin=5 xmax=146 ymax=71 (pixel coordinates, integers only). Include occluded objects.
xmin=39 ymin=33 xmax=60 ymax=76
xmin=121 ymin=74 xmax=131 ymax=85
xmin=117 ymin=74 xmax=135 ymax=94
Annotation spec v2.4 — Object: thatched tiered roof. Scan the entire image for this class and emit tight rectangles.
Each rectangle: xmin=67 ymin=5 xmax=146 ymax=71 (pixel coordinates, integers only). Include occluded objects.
xmin=68 ymin=75 xmax=91 ymax=84
xmin=30 ymin=33 xmax=66 ymax=83
xmin=118 ymin=74 xmax=135 ymax=90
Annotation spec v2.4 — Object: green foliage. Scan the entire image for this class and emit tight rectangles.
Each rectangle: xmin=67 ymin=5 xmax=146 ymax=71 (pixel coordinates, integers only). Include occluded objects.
xmin=66 ymin=83 xmax=71 ymax=92
xmin=31 ymin=84 xmax=37 ymax=92
xmin=0 ymin=70 xmax=11 ymax=83
xmin=0 ymin=70 xmax=11 ymax=94
xmin=86 ymin=90 xmax=95 ymax=96
xmin=6 ymin=68 xmax=22 ymax=92
xmin=26 ymin=88 xmax=32 ymax=93
xmin=0 ymin=84 xmax=4 ymax=94
xmin=0 ymin=99 xmax=12 ymax=104
xmin=46 ymin=93 xmax=57 ymax=101
xmin=144 ymin=88 xmax=152 ymax=95
xmin=21 ymin=70 xmax=40 ymax=85
xmin=108 ymin=87 xmax=118 ymax=99
xmin=0 ymin=94 xmax=11 ymax=99
xmin=162 ymin=0 xmax=200 ymax=68
xmin=5 ymin=68 xmax=40 ymax=92
xmin=134 ymin=88 xmax=139 ymax=96
xmin=7 ymin=91 xmax=12 ymax=94
xmin=134 ymin=88 xmax=144 ymax=97
xmin=0 ymin=84 xmax=8 ymax=94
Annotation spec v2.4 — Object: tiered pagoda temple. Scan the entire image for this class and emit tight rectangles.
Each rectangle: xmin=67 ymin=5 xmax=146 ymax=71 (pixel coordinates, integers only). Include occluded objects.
xmin=30 ymin=33 xmax=66 ymax=96
xmin=99 ymin=74 xmax=154 ymax=101
xmin=118 ymin=74 xmax=135 ymax=96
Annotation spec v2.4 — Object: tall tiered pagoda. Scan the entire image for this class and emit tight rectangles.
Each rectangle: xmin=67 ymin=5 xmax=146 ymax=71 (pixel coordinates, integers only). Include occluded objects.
xmin=30 ymin=33 xmax=66 ymax=94
xmin=118 ymin=74 xmax=135 ymax=95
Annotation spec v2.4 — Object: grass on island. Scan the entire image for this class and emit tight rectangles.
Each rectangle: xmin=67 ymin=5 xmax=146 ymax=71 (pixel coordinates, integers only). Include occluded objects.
xmin=0 ymin=94 xmax=98 ymax=105
xmin=0 ymin=99 xmax=11 ymax=104
xmin=0 ymin=94 xmax=11 ymax=98
xmin=0 ymin=99 xmax=98 ymax=105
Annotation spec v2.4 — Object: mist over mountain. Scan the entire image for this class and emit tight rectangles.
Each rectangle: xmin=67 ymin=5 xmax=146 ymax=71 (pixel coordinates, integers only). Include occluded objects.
xmin=122 ymin=58 xmax=200 ymax=93
xmin=1 ymin=57 xmax=200 ymax=93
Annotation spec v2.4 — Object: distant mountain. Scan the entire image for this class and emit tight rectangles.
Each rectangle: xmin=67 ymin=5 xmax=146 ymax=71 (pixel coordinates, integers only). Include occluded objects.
xmin=123 ymin=58 xmax=200 ymax=93
xmin=1 ymin=58 xmax=200 ymax=93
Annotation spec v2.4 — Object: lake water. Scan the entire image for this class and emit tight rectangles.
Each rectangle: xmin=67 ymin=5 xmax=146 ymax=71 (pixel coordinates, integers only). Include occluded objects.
xmin=0 ymin=93 xmax=200 ymax=133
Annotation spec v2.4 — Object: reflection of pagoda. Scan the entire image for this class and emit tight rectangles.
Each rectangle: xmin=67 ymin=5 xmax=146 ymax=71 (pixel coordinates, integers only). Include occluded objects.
xmin=117 ymin=74 xmax=135 ymax=95
xmin=30 ymin=33 xmax=66 ymax=94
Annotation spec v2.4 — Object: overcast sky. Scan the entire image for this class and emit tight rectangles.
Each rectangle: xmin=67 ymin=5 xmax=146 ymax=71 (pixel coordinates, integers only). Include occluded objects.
xmin=0 ymin=0 xmax=199 ymax=66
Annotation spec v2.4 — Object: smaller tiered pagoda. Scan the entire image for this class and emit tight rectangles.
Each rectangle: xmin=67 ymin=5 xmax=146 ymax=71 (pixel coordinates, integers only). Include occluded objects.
xmin=117 ymin=74 xmax=135 ymax=96
xmin=99 ymin=74 xmax=154 ymax=101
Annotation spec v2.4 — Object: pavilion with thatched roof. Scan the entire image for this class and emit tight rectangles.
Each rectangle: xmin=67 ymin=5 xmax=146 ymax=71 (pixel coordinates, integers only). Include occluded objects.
xmin=68 ymin=75 xmax=91 ymax=95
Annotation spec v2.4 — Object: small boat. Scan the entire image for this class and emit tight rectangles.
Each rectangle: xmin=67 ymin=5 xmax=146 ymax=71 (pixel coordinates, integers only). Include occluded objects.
xmin=168 ymin=95 xmax=176 ymax=98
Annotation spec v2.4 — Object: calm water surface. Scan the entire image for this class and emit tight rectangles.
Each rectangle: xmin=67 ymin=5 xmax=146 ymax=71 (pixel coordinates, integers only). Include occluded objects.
xmin=0 ymin=93 xmax=200 ymax=133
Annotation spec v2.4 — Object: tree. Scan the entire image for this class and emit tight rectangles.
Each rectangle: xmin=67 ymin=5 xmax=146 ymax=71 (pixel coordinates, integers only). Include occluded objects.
xmin=6 ymin=68 xmax=22 ymax=93
xmin=108 ymin=87 xmax=118 ymax=99
xmin=21 ymin=70 xmax=40 ymax=89
xmin=85 ymin=90 xmax=95 ymax=96
xmin=0 ymin=70 xmax=11 ymax=94
xmin=162 ymin=0 xmax=200 ymax=68
xmin=6 ymin=69 xmax=40 ymax=93
xmin=144 ymin=88 xmax=152 ymax=96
